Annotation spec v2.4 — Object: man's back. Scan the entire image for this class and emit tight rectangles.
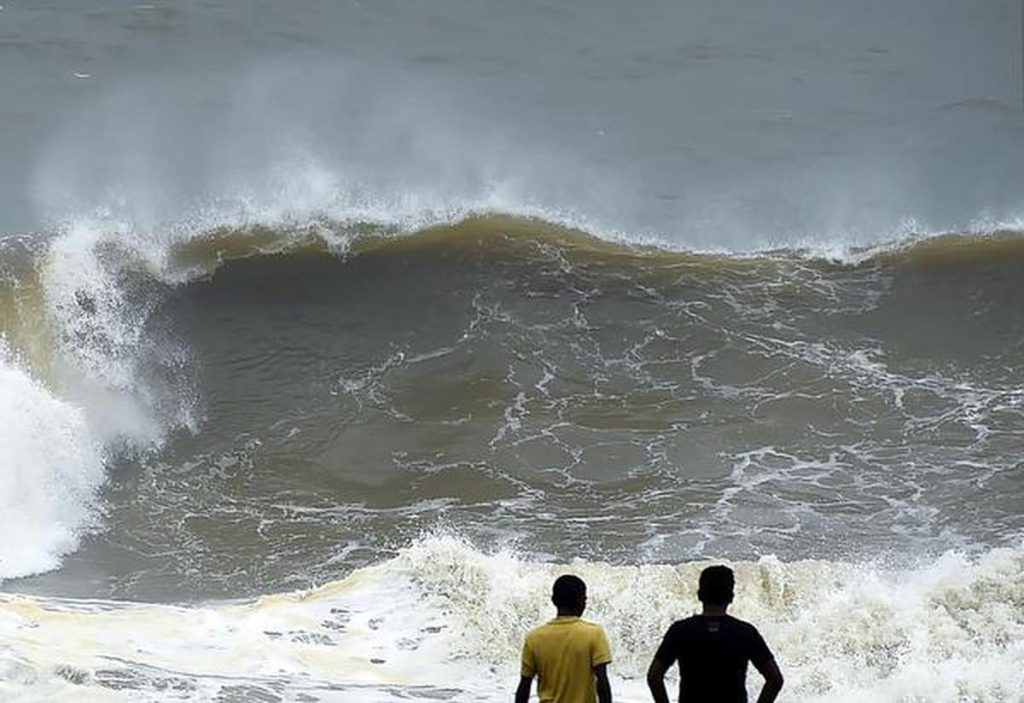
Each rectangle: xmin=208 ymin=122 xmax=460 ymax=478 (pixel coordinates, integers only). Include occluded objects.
xmin=522 ymin=616 xmax=612 ymax=703
xmin=654 ymin=614 xmax=772 ymax=703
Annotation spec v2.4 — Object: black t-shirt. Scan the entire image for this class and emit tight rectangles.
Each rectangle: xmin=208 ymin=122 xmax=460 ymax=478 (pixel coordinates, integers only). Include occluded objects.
xmin=654 ymin=614 xmax=773 ymax=703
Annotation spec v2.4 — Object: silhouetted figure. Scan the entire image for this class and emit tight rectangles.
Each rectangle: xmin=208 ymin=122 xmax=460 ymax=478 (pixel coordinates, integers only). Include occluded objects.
xmin=646 ymin=565 xmax=783 ymax=703
xmin=515 ymin=574 xmax=613 ymax=703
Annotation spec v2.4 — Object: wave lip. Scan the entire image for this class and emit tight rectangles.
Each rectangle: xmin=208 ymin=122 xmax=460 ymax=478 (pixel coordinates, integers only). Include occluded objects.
xmin=154 ymin=214 xmax=1024 ymax=279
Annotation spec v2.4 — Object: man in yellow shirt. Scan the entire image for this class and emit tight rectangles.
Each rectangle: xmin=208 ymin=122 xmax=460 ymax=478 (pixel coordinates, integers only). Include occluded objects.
xmin=515 ymin=574 xmax=613 ymax=703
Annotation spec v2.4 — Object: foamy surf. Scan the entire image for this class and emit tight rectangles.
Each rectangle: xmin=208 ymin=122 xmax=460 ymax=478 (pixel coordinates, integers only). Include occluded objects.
xmin=1 ymin=537 xmax=1021 ymax=702
xmin=0 ymin=346 xmax=105 ymax=580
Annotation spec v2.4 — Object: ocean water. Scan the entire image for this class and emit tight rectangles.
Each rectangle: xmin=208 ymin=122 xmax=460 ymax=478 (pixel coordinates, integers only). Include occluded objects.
xmin=1 ymin=1 xmax=1023 ymax=701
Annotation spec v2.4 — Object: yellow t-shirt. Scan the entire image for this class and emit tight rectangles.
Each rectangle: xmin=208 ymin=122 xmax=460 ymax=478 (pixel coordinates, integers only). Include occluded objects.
xmin=520 ymin=616 xmax=612 ymax=703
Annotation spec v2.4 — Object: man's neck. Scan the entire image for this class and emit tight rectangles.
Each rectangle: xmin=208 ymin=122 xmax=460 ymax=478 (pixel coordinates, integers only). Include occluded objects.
xmin=701 ymin=604 xmax=728 ymax=616
xmin=556 ymin=609 xmax=582 ymax=618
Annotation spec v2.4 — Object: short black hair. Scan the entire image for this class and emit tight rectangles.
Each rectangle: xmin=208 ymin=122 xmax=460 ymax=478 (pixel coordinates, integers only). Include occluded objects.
xmin=698 ymin=565 xmax=734 ymax=605
xmin=552 ymin=574 xmax=587 ymax=608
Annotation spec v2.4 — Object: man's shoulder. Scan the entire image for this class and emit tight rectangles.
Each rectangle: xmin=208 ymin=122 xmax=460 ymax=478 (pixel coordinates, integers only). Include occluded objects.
xmin=525 ymin=618 xmax=608 ymax=651
xmin=576 ymin=618 xmax=607 ymax=633
xmin=667 ymin=614 xmax=761 ymax=635
xmin=723 ymin=615 xmax=762 ymax=634
xmin=554 ymin=618 xmax=608 ymax=641
xmin=526 ymin=618 xmax=605 ymax=636
xmin=669 ymin=615 xmax=702 ymax=630
xmin=524 ymin=622 xmax=550 ymax=642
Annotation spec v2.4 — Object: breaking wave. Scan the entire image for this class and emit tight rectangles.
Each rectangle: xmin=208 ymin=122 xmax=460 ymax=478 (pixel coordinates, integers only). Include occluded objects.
xmin=2 ymin=212 xmax=1024 ymax=581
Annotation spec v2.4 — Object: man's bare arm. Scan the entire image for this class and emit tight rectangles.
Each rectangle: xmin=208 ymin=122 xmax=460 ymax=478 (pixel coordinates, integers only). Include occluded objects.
xmin=594 ymin=663 xmax=612 ymax=703
xmin=514 ymin=676 xmax=532 ymax=703
xmin=753 ymin=656 xmax=784 ymax=703
xmin=646 ymin=656 xmax=670 ymax=703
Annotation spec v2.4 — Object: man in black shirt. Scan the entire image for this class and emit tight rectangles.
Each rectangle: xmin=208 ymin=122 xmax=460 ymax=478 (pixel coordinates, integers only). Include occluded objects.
xmin=646 ymin=565 xmax=783 ymax=703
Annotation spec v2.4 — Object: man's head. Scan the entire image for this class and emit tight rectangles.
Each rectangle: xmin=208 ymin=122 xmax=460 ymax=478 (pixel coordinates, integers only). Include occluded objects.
xmin=551 ymin=574 xmax=587 ymax=615
xmin=697 ymin=565 xmax=735 ymax=607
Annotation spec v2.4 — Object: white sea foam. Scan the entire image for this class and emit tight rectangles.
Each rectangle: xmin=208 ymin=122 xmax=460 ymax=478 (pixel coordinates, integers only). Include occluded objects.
xmin=0 ymin=345 xmax=104 ymax=580
xmin=0 ymin=536 xmax=1021 ymax=701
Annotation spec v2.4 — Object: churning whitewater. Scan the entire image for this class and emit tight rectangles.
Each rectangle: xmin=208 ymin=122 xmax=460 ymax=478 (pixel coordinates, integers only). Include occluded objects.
xmin=2 ymin=537 xmax=1023 ymax=702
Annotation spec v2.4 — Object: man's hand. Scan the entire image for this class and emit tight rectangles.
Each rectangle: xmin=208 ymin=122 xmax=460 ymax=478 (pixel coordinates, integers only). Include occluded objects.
xmin=514 ymin=676 xmax=532 ymax=703
xmin=646 ymin=656 xmax=670 ymax=703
